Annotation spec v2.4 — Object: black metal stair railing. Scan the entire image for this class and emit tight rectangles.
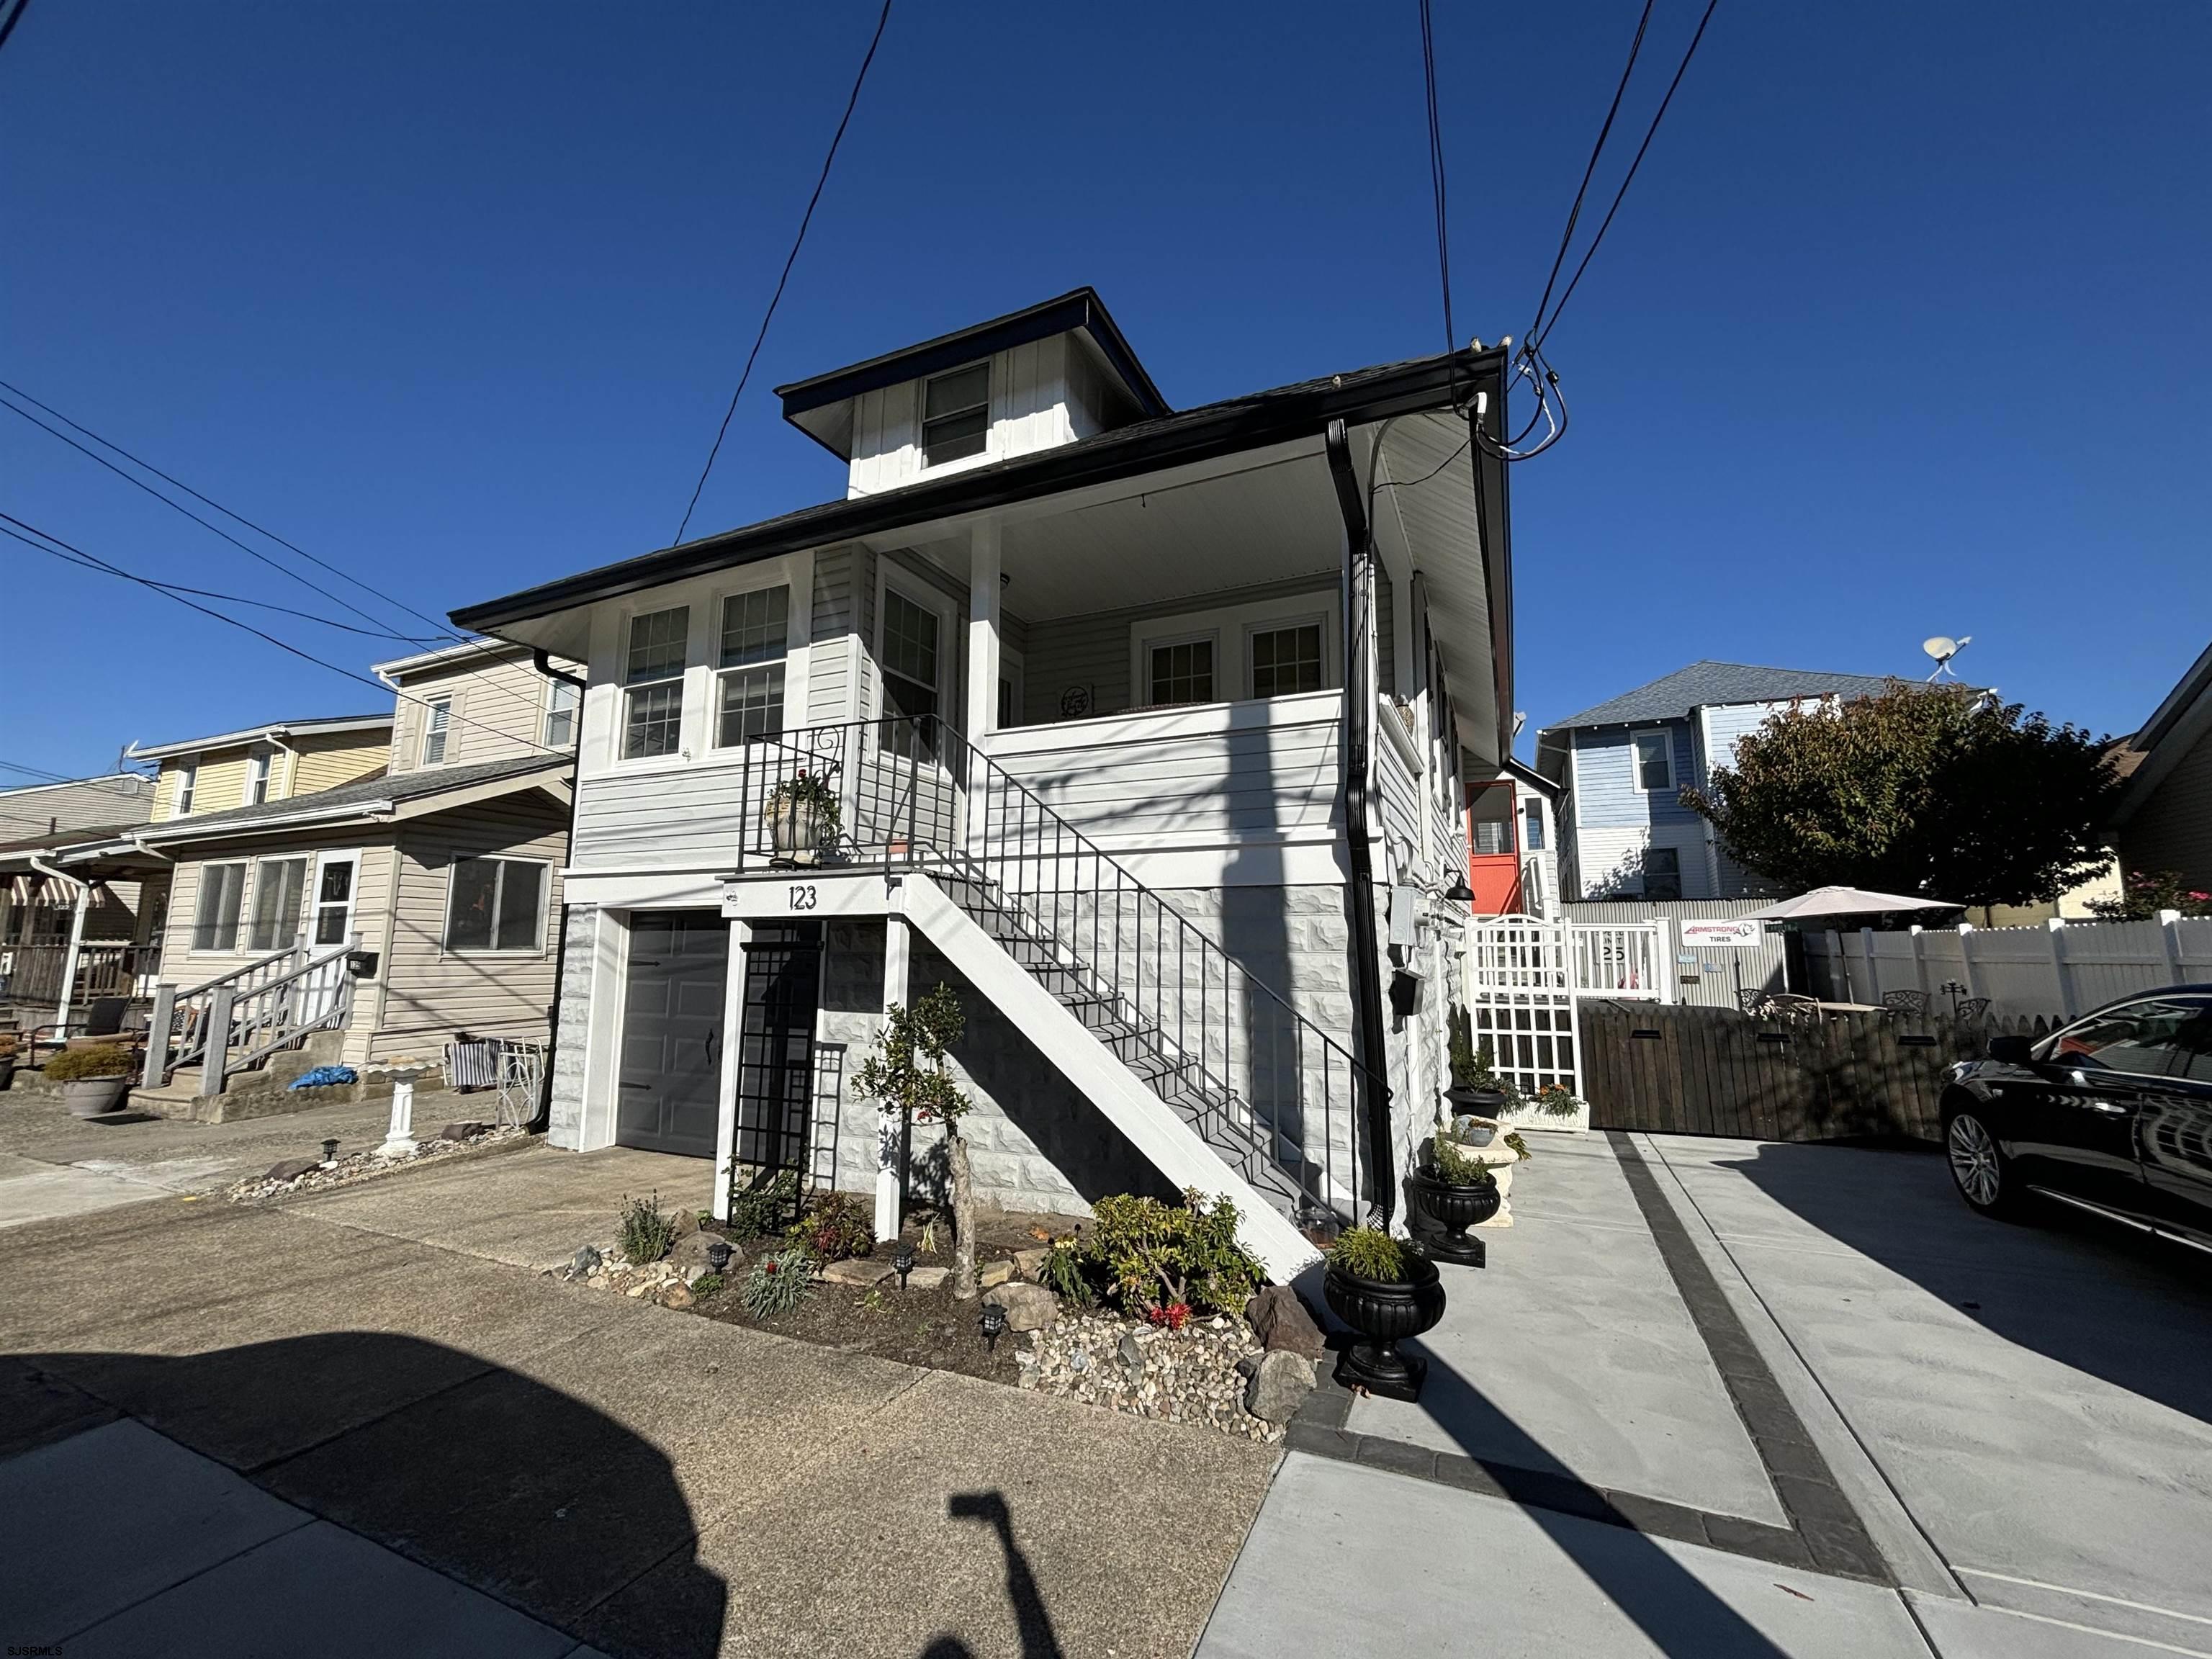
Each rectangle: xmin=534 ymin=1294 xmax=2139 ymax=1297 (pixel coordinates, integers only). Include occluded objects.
xmin=725 ymin=716 xmax=1374 ymax=1228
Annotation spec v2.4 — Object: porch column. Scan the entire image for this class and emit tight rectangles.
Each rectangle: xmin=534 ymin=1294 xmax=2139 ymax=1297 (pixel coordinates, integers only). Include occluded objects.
xmin=710 ymin=918 xmax=754 ymax=1222
xmin=966 ymin=521 xmax=1002 ymax=742
xmin=51 ymin=876 xmax=92 ymax=1035
xmin=873 ymin=914 xmax=910 ymax=1240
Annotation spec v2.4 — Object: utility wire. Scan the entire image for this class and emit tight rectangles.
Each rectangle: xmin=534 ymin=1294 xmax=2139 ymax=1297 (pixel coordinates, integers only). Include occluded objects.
xmin=1527 ymin=0 xmax=1655 ymax=345
xmin=1533 ymin=0 xmax=1720 ymax=346
xmin=1419 ymin=0 xmax=1454 ymax=354
xmin=1 ymin=513 xmax=561 ymax=759
xmin=673 ymin=0 xmax=893 ymax=547
xmin=0 ymin=378 xmax=556 ymax=719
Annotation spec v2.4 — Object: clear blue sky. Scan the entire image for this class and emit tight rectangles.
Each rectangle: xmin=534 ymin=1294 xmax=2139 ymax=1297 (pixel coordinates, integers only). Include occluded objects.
xmin=4 ymin=2 xmax=2206 ymax=780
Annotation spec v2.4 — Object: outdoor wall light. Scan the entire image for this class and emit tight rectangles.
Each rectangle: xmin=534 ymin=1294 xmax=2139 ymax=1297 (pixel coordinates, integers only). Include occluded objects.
xmin=894 ymin=1246 xmax=916 ymax=1290
xmin=1443 ymin=873 xmax=1476 ymax=904
xmin=320 ymin=1138 xmax=339 ymax=1165
xmin=979 ymin=1301 xmax=1007 ymax=1352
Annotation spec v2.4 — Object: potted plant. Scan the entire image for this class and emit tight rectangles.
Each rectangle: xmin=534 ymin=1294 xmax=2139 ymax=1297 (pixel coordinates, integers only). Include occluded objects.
xmin=47 ymin=1043 xmax=137 ymax=1118
xmin=1444 ymin=1014 xmax=1508 ymax=1117
xmin=764 ymin=769 xmax=841 ymax=866
xmin=1321 ymin=1226 xmax=1446 ymax=1402
xmin=1406 ymin=1127 xmax=1501 ymax=1266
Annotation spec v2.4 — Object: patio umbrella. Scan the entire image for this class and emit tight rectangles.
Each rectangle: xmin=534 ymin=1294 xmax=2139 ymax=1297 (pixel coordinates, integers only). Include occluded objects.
xmin=1737 ymin=885 xmax=1961 ymax=922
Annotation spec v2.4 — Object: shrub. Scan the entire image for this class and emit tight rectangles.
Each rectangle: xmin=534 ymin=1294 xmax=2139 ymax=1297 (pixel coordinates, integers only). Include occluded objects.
xmin=1426 ymin=1129 xmax=1496 ymax=1188
xmin=616 ymin=1192 xmax=679 ymax=1264
xmin=690 ymin=1272 xmax=724 ymax=1300
xmin=739 ymin=1245 xmax=817 ymax=1320
xmin=789 ymin=1190 xmax=875 ymax=1262
xmin=1532 ymin=1084 xmax=1584 ymax=1119
xmin=1082 ymin=1190 xmax=1259 ymax=1319
xmin=727 ymin=1169 xmax=799 ymax=1243
xmin=1035 ymin=1234 xmax=1096 ymax=1307
xmin=45 ymin=1044 xmax=136 ymax=1082
xmin=1326 ymin=1226 xmax=1413 ymax=1284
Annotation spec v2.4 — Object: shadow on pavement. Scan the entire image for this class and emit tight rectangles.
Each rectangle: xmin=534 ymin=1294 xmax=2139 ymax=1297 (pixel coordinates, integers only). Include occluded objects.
xmin=921 ymin=1490 xmax=1065 ymax=1659
xmin=17 ymin=1333 xmax=727 ymax=1657
xmin=1718 ymin=1140 xmax=2212 ymax=1430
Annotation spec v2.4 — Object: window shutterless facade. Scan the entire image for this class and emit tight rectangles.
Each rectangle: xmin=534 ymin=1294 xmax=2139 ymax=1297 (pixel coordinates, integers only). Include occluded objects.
xmin=174 ymin=759 xmax=197 ymax=815
xmin=444 ymin=856 xmax=548 ymax=953
xmin=716 ymin=585 xmax=790 ymax=747
xmin=1249 ymin=622 xmax=1323 ymax=698
xmin=245 ymin=856 xmax=307 ymax=952
xmin=421 ymin=697 xmax=454 ymax=766
xmin=1643 ymin=845 xmax=1682 ymax=900
xmin=191 ymin=861 xmax=247 ymax=952
xmin=920 ymin=363 xmax=989 ymax=467
xmin=1632 ymin=729 xmax=1675 ymax=793
xmin=879 ymin=587 xmax=940 ymax=748
xmin=543 ymin=680 xmax=580 ymax=749
xmin=246 ymin=747 xmax=273 ymax=805
xmin=1148 ymin=637 xmax=1215 ymax=707
xmin=623 ymin=606 xmax=690 ymax=760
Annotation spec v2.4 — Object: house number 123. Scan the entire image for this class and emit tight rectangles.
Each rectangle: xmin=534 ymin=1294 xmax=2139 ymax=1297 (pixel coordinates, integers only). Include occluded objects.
xmin=788 ymin=884 xmax=818 ymax=911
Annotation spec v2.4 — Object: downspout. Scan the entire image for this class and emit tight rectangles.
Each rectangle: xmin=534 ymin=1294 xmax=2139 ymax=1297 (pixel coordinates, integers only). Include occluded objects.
xmin=531 ymin=648 xmax=588 ymax=1133
xmin=1325 ymin=419 xmax=1396 ymax=1228
xmin=31 ymin=856 xmax=91 ymax=1035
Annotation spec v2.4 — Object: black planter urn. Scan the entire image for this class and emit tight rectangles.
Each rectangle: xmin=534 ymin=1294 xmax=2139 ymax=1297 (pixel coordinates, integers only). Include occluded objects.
xmin=1323 ymin=1252 xmax=1447 ymax=1403
xmin=1407 ymin=1167 xmax=1501 ymax=1267
xmin=1444 ymin=1086 xmax=1506 ymax=1115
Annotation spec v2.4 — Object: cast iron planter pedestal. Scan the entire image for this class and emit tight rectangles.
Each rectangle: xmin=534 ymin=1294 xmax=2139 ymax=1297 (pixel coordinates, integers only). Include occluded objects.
xmin=1323 ymin=1253 xmax=1447 ymax=1403
xmin=1406 ymin=1167 xmax=1501 ymax=1267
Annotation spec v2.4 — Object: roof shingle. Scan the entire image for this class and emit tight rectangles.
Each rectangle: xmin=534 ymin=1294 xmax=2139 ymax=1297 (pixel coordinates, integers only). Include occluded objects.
xmin=1546 ymin=661 xmax=1900 ymax=731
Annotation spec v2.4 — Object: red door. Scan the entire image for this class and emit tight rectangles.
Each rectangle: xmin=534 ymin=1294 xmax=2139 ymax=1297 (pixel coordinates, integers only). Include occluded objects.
xmin=1466 ymin=781 xmax=1522 ymax=914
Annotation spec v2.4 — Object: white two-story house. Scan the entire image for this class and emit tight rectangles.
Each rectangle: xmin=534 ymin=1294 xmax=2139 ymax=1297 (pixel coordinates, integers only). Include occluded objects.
xmin=451 ymin=290 xmax=1514 ymax=1276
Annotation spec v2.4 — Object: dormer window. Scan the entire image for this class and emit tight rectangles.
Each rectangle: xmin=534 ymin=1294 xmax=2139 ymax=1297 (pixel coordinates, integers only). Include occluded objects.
xmin=921 ymin=364 xmax=989 ymax=467
xmin=246 ymin=747 xmax=274 ymax=805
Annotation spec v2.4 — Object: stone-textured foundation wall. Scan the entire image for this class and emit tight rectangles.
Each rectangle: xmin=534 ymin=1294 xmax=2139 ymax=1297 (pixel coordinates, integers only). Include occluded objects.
xmin=547 ymin=904 xmax=596 ymax=1151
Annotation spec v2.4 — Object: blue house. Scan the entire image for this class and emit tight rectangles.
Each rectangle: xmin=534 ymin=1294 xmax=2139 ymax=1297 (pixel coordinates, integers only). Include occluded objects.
xmin=1532 ymin=661 xmax=1896 ymax=902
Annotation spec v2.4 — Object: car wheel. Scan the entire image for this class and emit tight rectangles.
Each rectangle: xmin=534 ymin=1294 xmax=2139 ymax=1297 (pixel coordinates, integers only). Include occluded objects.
xmin=1946 ymin=1108 xmax=2028 ymax=1221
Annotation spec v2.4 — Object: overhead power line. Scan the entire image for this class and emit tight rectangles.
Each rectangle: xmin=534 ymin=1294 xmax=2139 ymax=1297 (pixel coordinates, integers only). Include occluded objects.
xmin=1 ymin=513 xmax=560 ymax=760
xmin=1526 ymin=0 xmax=1655 ymax=347
xmin=1419 ymin=0 xmax=1455 ymax=355
xmin=672 ymin=0 xmax=894 ymax=547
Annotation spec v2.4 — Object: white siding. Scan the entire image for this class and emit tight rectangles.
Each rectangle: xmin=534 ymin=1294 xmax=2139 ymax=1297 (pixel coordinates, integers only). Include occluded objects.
xmin=846 ymin=336 xmax=1087 ymax=498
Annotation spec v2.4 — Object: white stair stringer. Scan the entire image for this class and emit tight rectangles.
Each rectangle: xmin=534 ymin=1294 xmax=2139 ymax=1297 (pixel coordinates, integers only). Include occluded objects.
xmin=903 ymin=873 xmax=1322 ymax=1284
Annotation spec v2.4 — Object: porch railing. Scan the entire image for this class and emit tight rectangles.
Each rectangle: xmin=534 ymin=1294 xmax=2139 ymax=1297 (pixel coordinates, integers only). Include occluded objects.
xmin=0 ymin=941 xmax=163 ymax=1009
xmin=724 ymin=716 xmax=1376 ymax=1227
xmin=145 ymin=935 xmax=359 ymax=1096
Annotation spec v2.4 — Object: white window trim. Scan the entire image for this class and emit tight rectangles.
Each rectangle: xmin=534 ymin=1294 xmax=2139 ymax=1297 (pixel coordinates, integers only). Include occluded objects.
xmin=246 ymin=747 xmax=274 ymax=806
xmin=916 ymin=358 xmax=994 ymax=478
xmin=1141 ymin=629 xmax=1223 ymax=710
xmin=1243 ymin=612 xmax=1331 ymax=701
xmin=614 ymin=603 xmax=695 ymax=770
xmin=186 ymin=858 xmax=249 ymax=956
xmin=1630 ymin=727 xmax=1677 ymax=795
xmin=308 ymin=849 xmax=363 ymax=950
xmin=706 ymin=574 xmax=804 ymax=755
xmin=873 ymin=565 xmax=960 ymax=747
xmin=174 ymin=757 xmax=199 ymax=817
xmin=1128 ymin=588 xmax=1341 ymax=716
xmin=244 ymin=854 xmax=309 ymax=954
xmin=440 ymin=854 xmax=553 ymax=957
xmin=420 ymin=695 xmax=456 ymax=768
xmin=542 ymin=676 xmax=581 ymax=750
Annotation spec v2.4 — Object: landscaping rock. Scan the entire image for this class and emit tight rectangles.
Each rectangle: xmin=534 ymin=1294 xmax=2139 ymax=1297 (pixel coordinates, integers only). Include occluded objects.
xmin=1242 ymin=1349 xmax=1316 ymax=1423
xmin=1117 ymin=1331 xmax=1146 ymax=1383
xmin=667 ymin=1233 xmax=732 ymax=1275
xmin=439 ymin=1121 xmax=487 ymax=1142
xmin=264 ymin=1156 xmax=322 ymax=1183
xmin=1246 ymin=1285 xmax=1327 ymax=1360
xmin=904 ymin=1265 xmax=950 ymax=1291
xmin=658 ymin=1283 xmax=695 ymax=1310
xmin=1012 ymin=1246 xmax=1049 ymax=1281
xmin=822 ymin=1256 xmax=896 ymax=1288
xmin=1025 ymin=1311 xmax=1284 ymax=1446
xmin=979 ymin=1259 xmax=1014 ymax=1289
xmin=572 ymin=1244 xmax=603 ymax=1277
xmin=992 ymin=1282 xmax=1060 ymax=1333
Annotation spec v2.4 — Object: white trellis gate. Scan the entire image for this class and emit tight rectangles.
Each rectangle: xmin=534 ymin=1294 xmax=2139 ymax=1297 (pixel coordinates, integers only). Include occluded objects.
xmin=1463 ymin=915 xmax=1583 ymax=1100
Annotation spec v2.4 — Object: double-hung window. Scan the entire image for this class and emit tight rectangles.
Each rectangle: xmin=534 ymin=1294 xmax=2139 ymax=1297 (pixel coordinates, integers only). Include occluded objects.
xmin=191 ymin=861 xmax=247 ymax=952
xmin=174 ymin=759 xmax=198 ymax=816
xmin=920 ymin=364 xmax=989 ymax=467
xmin=542 ymin=680 xmax=580 ymax=749
xmin=1632 ymin=729 xmax=1675 ymax=793
xmin=622 ymin=606 xmax=689 ymax=760
xmin=1642 ymin=846 xmax=1683 ymax=901
xmin=1148 ymin=637 xmax=1215 ymax=707
xmin=444 ymin=857 xmax=548 ymax=953
xmin=245 ymin=857 xmax=307 ymax=952
xmin=421 ymin=697 xmax=453 ymax=766
xmin=1249 ymin=622 xmax=1323 ymax=698
xmin=246 ymin=747 xmax=274 ymax=805
xmin=716 ymin=585 xmax=790 ymax=747
xmin=880 ymin=588 xmax=940 ymax=755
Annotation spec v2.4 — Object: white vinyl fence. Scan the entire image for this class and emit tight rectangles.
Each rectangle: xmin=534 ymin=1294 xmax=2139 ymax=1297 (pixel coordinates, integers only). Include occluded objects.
xmin=1804 ymin=912 xmax=2212 ymax=1023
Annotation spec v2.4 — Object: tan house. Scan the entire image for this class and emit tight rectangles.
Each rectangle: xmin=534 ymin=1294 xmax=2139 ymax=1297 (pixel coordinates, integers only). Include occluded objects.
xmin=0 ymin=772 xmax=160 ymax=1031
xmin=55 ymin=642 xmax=580 ymax=1097
xmin=2110 ymin=639 xmax=2212 ymax=896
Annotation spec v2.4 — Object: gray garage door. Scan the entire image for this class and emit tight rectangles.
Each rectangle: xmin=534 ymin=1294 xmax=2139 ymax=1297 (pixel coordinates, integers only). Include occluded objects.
xmin=616 ymin=911 xmax=729 ymax=1158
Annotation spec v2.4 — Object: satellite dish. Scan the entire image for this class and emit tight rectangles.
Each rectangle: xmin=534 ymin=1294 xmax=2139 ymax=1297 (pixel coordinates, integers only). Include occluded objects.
xmin=1923 ymin=634 xmax=1972 ymax=681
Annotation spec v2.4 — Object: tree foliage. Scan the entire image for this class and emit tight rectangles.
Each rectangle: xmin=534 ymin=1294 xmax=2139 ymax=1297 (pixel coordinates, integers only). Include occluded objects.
xmin=1679 ymin=683 xmax=2120 ymax=907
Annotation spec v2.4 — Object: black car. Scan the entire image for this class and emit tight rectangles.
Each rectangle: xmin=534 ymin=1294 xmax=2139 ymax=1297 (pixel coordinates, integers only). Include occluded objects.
xmin=1941 ymin=986 xmax=2212 ymax=1254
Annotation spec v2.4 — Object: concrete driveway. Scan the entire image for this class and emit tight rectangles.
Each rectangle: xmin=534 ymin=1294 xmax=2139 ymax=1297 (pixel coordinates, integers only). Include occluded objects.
xmin=1205 ymin=1130 xmax=2212 ymax=1658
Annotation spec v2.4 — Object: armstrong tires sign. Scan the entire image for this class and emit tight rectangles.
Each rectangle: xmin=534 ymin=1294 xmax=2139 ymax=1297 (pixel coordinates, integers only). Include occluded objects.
xmin=1680 ymin=918 xmax=1765 ymax=948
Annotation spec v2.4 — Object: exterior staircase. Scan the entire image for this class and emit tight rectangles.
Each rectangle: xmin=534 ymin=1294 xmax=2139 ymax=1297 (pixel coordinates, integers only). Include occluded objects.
xmin=138 ymin=935 xmax=362 ymax=1118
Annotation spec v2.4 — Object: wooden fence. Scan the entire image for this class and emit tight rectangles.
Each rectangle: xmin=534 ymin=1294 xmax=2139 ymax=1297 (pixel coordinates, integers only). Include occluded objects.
xmin=1578 ymin=999 xmax=2055 ymax=1144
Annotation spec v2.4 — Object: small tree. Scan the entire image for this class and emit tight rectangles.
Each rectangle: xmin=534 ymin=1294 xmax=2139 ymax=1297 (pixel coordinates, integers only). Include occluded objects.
xmin=852 ymin=984 xmax=979 ymax=1298
xmin=1681 ymin=683 xmax=2121 ymax=908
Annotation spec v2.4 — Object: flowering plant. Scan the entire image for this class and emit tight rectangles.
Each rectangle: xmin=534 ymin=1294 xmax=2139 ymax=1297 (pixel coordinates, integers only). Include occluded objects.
xmin=2089 ymin=869 xmax=2212 ymax=920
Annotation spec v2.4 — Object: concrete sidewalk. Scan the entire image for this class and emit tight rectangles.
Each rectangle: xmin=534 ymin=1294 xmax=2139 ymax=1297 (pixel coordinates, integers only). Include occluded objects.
xmin=1 ymin=1154 xmax=1276 ymax=1658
